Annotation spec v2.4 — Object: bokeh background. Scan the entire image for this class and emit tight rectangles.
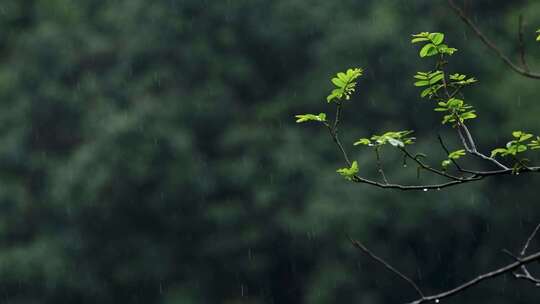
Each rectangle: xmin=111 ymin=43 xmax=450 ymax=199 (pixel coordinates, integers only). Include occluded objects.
xmin=0 ymin=0 xmax=540 ymax=303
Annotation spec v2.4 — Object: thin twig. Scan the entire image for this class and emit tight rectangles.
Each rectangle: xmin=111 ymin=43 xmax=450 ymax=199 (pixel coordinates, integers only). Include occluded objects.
xmin=349 ymin=235 xmax=540 ymax=303
xmin=399 ymin=146 xmax=467 ymax=181
xmin=351 ymin=175 xmax=482 ymax=191
xmin=374 ymin=147 xmax=389 ymax=184
xmin=437 ymin=134 xmax=464 ymax=171
xmin=448 ymin=0 xmax=540 ymax=79
xmin=521 ymin=223 xmax=540 ymax=256
xmin=348 ymin=236 xmax=425 ymax=298
xmin=455 ymin=120 xmax=509 ymax=170
xmin=517 ymin=15 xmax=529 ymax=72
xmin=325 ymin=103 xmax=352 ymax=166
xmin=512 ymin=223 xmax=540 ymax=285
xmin=406 ymin=250 xmax=540 ymax=304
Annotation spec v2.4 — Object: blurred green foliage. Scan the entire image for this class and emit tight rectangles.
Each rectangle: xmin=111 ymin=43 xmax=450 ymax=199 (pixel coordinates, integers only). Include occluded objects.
xmin=0 ymin=0 xmax=539 ymax=303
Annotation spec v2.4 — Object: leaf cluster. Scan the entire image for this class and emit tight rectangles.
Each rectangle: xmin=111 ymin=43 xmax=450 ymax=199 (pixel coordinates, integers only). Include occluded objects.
xmin=441 ymin=149 xmax=466 ymax=169
xmin=449 ymin=73 xmax=477 ymax=86
xmin=336 ymin=161 xmax=359 ymax=180
xmin=326 ymin=68 xmax=363 ymax=103
xmin=491 ymin=131 xmax=539 ymax=157
xmin=354 ymin=131 xmax=415 ymax=148
xmin=295 ymin=113 xmax=327 ymax=123
xmin=411 ymin=32 xmax=457 ymax=57
xmin=434 ymin=98 xmax=477 ymax=124
xmin=414 ymin=71 xmax=444 ymax=98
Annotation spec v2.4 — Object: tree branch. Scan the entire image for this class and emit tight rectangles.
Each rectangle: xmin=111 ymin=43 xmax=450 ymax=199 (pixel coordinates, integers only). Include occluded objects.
xmin=511 ymin=223 xmax=540 ymax=285
xmin=448 ymin=0 xmax=540 ymax=79
xmin=517 ymin=14 xmax=530 ymax=72
xmin=348 ymin=236 xmax=424 ymax=298
xmin=349 ymin=234 xmax=540 ymax=304
xmin=405 ymin=250 xmax=540 ymax=304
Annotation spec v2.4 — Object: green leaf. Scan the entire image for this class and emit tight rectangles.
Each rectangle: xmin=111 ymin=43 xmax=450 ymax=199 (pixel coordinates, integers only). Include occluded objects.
xmin=438 ymin=45 xmax=458 ymax=55
xmin=537 ymin=29 xmax=540 ymax=41
xmin=428 ymin=32 xmax=444 ymax=45
xmin=337 ymin=72 xmax=347 ymax=82
xmin=449 ymin=73 xmax=466 ymax=81
xmin=387 ymin=138 xmax=404 ymax=147
xmin=368 ymin=130 xmax=415 ymax=146
xmin=295 ymin=113 xmax=327 ymax=123
xmin=519 ymin=134 xmax=533 ymax=142
xmin=429 ymin=73 xmax=444 ymax=85
xmin=447 ymin=98 xmax=464 ymax=109
xmin=353 ymin=138 xmax=372 ymax=146
xmin=491 ymin=148 xmax=508 ymax=158
xmin=411 ymin=37 xmax=430 ymax=43
xmin=411 ymin=32 xmax=430 ymax=44
xmin=529 ymin=136 xmax=540 ymax=149
xmin=449 ymin=73 xmax=476 ymax=85
xmin=331 ymin=77 xmax=345 ymax=87
xmin=326 ymin=68 xmax=363 ymax=103
xmin=512 ymin=131 xmax=523 ymax=138
xmin=441 ymin=159 xmax=452 ymax=168
xmin=491 ymin=131 xmax=539 ymax=157
xmin=448 ymin=149 xmax=466 ymax=159
xmin=414 ymin=80 xmax=430 ymax=87
xmin=336 ymin=161 xmax=359 ymax=180
xmin=420 ymin=87 xmax=432 ymax=98
xmin=419 ymin=43 xmax=437 ymax=57
xmin=512 ymin=131 xmax=533 ymax=142
xmin=460 ymin=111 xmax=477 ymax=121
xmin=442 ymin=114 xmax=454 ymax=124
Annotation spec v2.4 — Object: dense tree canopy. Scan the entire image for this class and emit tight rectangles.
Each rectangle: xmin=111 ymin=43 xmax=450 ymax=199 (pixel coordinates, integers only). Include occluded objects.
xmin=0 ymin=1 xmax=539 ymax=303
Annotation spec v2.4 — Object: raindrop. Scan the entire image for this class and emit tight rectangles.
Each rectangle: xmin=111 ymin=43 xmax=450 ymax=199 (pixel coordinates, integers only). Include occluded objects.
xmin=435 ymin=299 xmax=440 ymax=303
xmin=423 ymin=188 xmax=428 ymax=192
xmin=437 ymin=188 xmax=441 ymax=191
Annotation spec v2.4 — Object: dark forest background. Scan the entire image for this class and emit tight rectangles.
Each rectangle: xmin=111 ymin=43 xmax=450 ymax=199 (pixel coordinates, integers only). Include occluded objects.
xmin=0 ymin=0 xmax=540 ymax=303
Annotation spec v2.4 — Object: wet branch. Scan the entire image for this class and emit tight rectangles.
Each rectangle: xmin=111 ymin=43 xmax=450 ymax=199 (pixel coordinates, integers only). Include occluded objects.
xmin=374 ymin=147 xmax=390 ymax=184
xmin=348 ymin=237 xmax=424 ymax=298
xmin=518 ymin=15 xmax=530 ymax=72
xmin=448 ymin=0 xmax=540 ymax=79
xmin=455 ymin=120 xmax=509 ymax=170
xmin=349 ymin=224 xmax=540 ymax=304
xmin=511 ymin=223 xmax=540 ymax=284
xmin=323 ymin=107 xmax=540 ymax=191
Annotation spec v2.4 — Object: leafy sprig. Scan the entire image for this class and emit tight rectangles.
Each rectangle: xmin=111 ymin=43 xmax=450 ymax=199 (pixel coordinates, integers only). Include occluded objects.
xmin=434 ymin=98 xmax=477 ymax=124
xmin=491 ymin=131 xmax=535 ymax=157
xmin=449 ymin=73 xmax=477 ymax=86
xmin=326 ymin=68 xmax=363 ymax=103
xmin=414 ymin=71 xmax=444 ymax=98
xmin=411 ymin=32 xmax=457 ymax=57
xmin=441 ymin=149 xmax=466 ymax=169
xmin=529 ymin=136 xmax=540 ymax=150
xmin=336 ymin=161 xmax=359 ymax=180
xmin=295 ymin=31 xmax=540 ymax=190
xmin=354 ymin=131 xmax=415 ymax=148
xmin=295 ymin=113 xmax=327 ymax=123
